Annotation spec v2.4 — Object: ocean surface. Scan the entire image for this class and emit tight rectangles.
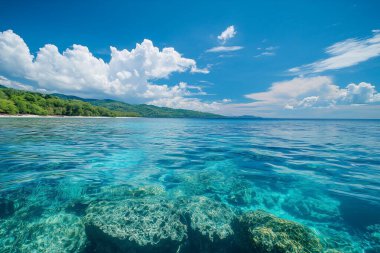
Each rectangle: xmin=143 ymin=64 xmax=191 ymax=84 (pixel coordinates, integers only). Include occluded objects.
xmin=0 ymin=118 xmax=379 ymax=252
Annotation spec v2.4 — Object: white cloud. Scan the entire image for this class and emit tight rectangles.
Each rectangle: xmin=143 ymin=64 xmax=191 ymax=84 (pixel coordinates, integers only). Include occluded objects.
xmin=289 ymin=30 xmax=380 ymax=74
xmin=0 ymin=30 xmax=224 ymax=112
xmin=190 ymin=65 xmax=210 ymax=74
xmin=206 ymin=46 xmax=243 ymax=53
xmin=339 ymin=82 xmax=380 ymax=104
xmin=0 ymin=75 xmax=33 ymax=91
xmin=245 ymin=76 xmax=380 ymax=110
xmin=141 ymin=82 xmax=205 ymax=99
xmin=255 ymin=51 xmax=275 ymax=57
xmin=146 ymin=82 xmax=225 ymax=111
xmin=255 ymin=46 xmax=277 ymax=57
xmin=217 ymin=25 xmax=236 ymax=44
xmin=0 ymin=30 xmax=34 ymax=77
xmin=149 ymin=97 xmax=223 ymax=112
xmin=206 ymin=25 xmax=243 ymax=54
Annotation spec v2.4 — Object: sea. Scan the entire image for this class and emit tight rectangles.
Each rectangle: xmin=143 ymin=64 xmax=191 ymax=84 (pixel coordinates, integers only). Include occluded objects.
xmin=0 ymin=118 xmax=379 ymax=252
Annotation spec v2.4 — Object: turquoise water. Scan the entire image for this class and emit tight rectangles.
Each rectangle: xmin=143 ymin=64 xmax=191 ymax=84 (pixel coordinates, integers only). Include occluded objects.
xmin=0 ymin=118 xmax=380 ymax=252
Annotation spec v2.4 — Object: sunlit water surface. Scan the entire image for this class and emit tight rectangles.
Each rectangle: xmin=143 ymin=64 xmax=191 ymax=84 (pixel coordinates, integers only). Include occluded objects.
xmin=0 ymin=118 xmax=379 ymax=252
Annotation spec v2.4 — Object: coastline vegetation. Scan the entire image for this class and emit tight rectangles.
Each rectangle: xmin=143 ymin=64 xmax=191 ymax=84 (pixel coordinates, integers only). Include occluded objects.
xmin=55 ymin=94 xmax=224 ymax=118
xmin=0 ymin=85 xmax=139 ymax=117
xmin=0 ymin=85 xmax=223 ymax=118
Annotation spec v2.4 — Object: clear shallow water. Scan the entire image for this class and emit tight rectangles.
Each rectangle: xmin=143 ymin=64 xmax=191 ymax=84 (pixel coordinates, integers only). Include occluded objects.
xmin=0 ymin=118 xmax=380 ymax=252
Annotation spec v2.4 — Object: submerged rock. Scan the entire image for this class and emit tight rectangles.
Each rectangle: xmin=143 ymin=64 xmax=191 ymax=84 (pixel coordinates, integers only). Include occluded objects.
xmin=0 ymin=198 xmax=15 ymax=218
xmin=166 ymin=169 xmax=259 ymax=209
xmin=0 ymin=212 xmax=86 ymax=252
xmin=84 ymin=199 xmax=187 ymax=252
xmin=367 ymin=224 xmax=380 ymax=244
xmin=236 ymin=210 xmax=322 ymax=253
xmin=179 ymin=196 xmax=236 ymax=252
xmin=317 ymin=226 xmax=363 ymax=253
xmin=366 ymin=224 xmax=380 ymax=251
xmin=97 ymin=184 xmax=166 ymax=201
xmin=165 ymin=170 xmax=227 ymax=196
xmin=0 ymin=216 xmax=19 ymax=251
xmin=282 ymin=190 xmax=340 ymax=222
xmin=22 ymin=213 xmax=87 ymax=252
xmin=225 ymin=180 xmax=256 ymax=207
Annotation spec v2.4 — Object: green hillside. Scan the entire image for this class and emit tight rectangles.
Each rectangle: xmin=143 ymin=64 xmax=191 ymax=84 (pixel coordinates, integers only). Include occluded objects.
xmin=0 ymin=85 xmax=139 ymax=117
xmin=88 ymin=100 xmax=222 ymax=118
xmin=54 ymin=94 xmax=224 ymax=118
xmin=0 ymin=85 xmax=224 ymax=118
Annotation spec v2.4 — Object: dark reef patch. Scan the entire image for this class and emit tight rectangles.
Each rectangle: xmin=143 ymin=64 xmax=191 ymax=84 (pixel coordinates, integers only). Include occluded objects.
xmin=0 ymin=198 xmax=15 ymax=218
xmin=338 ymin=195 xmax=380 ymax=230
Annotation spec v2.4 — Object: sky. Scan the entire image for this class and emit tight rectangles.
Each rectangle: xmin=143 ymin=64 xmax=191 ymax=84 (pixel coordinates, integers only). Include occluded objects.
xmin=0 ymin=0 xmax=380 ymax=118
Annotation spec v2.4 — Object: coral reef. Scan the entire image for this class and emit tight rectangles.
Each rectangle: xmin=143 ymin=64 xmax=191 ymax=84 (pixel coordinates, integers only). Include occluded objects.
xmin=21 ymin=213 xmax=87 ymax=252
xmin=179 ymin=196 xmax=236 ymax=252
xmin=236 ymin=210 xmax=322 ymax=253
xmin=180 ymin=196 xmax=235 ymax=242
xmin=0 ymin=212 xmax=86 ymax=252
xmin=65 ymin=184 xmax=167 ymax=215
xmin=84 ymin=198 xmax=187 ymax=252
xmin=0 ymin=178 xmax=370 ymax=253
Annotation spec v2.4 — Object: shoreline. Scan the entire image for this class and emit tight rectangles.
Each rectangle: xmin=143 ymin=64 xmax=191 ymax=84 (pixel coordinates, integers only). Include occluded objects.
xmin=1 ymin=114 xmax=378 ymax=120
xmin=0 ymin=114 xmax=138 ymax=118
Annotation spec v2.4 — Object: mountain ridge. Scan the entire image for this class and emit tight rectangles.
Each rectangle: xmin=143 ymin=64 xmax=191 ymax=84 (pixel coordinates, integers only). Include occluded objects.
xmin=52 ymin=93 xmax=224 ymax=118
xmin=0 ymin=85 xmax=224 ymax=118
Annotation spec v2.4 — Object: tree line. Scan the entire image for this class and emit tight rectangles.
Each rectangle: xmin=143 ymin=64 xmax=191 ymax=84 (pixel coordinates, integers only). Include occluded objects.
xmin=0 ymin=86 xmax=140 ymax=117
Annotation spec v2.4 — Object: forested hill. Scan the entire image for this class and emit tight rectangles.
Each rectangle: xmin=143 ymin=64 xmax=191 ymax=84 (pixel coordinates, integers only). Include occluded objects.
xmin=0 ymin=85 xmax=139 ymax=117
xmin=53 ymin=94 xmax=224 ymax=118
xmin=0 ymin=85 xmax=224 ymax=118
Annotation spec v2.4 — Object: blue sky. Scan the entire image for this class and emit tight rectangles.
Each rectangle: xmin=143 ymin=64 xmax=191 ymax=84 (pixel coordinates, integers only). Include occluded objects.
xmin=0 ymin=0 xmax=380 ymax=118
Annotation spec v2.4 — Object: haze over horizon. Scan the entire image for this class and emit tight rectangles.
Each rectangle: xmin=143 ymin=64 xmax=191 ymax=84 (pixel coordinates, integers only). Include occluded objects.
xmin=1 ymin=0 xmax=380 ymax=118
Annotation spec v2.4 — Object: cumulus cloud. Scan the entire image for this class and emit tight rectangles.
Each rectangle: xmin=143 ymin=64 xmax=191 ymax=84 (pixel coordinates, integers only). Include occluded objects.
xmin=206 ymin=46 xmax=243 ymax=53
xmin=289 ymin=30 xmax=380 ymax=74
xmin=245 ymin=76 xmax=380 ymax=110
xmin=0 ymin=30 xmax=224 ymax=111
xmin=142 ymin=82 xmax=227 ymax=111
xmin=217 ymin=25 xmax=236 ymax=44
xmin=339 ymin=82 xmax=380 ymax=105
xmin=206 ymin=25 xmax=243 ymax=54
xmin=0 ymin=30 xmax=34 ymax=77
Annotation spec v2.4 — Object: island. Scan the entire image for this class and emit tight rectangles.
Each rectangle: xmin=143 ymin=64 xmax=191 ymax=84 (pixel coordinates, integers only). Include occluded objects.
xmin=0 ymin=85 xmax=223 ymax=118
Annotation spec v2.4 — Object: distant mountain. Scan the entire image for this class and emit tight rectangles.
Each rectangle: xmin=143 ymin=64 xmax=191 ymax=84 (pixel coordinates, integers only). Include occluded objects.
xmin=53 ymin=93 xmax=224 ymax=118
xmin=0 ymin=85 xmax=260 ymax=119
xmin=0 ymin=85 xmax=224 ymax=118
